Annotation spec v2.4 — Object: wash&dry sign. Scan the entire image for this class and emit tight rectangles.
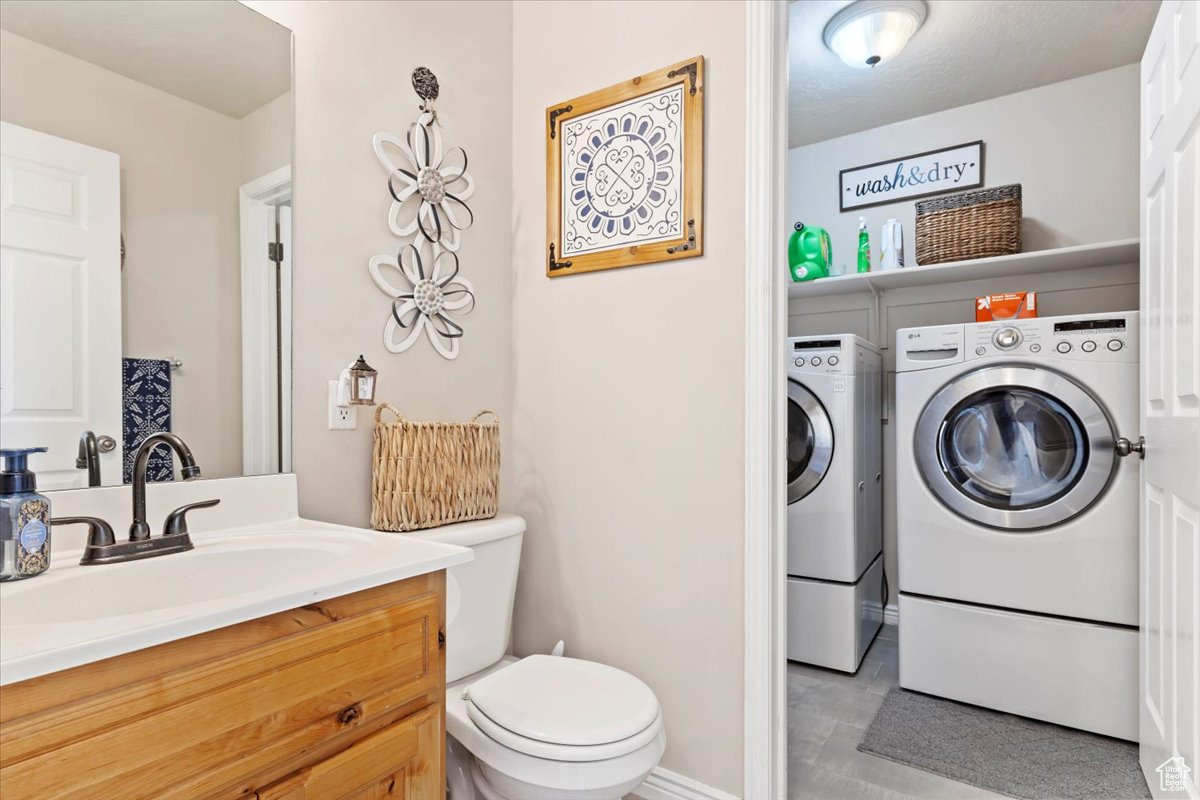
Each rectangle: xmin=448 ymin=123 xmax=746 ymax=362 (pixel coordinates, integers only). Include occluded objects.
xmin=839 ymin=140 xmax=984 ymax=211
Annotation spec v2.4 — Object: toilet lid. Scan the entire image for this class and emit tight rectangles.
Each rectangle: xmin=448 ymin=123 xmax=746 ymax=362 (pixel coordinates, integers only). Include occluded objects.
xmin=463 ymin=655 xmax=660 ymax=747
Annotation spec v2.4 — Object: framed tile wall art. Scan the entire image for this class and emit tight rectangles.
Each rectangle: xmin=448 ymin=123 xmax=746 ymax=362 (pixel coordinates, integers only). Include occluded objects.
xmin=546 ymin=56 xmax=704 ymax=277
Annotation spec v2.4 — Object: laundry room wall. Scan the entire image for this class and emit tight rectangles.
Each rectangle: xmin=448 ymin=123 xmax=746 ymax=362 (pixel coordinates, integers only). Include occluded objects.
xmin=510 ymin=1 xmax=747 ymax=794
xmin=787 ymin=64 xmax=1139 ymax=265
xmin=786 ymin=65 xmax=1142 ymax=609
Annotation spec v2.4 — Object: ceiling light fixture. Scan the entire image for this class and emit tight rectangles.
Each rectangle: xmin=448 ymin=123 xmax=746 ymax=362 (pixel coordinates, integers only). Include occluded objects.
xmin=822 ymin=0 xmax=927 ymax=70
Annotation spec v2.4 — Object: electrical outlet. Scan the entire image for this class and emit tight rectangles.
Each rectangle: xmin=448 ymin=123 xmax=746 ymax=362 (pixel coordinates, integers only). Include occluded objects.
xmin=328 ymin=380 xmax=357 ymax=430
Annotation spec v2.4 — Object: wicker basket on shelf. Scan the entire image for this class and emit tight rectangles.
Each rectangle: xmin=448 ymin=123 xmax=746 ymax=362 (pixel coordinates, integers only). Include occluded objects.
xmin=915 ymin=184 xmax=1022 ymax=265
xmin=371 ymin=404 xmax=500 ymax=532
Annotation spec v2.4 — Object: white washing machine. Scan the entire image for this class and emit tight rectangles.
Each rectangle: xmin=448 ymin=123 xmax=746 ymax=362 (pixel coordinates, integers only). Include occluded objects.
xmin=894 ymin=311 xmax=1141 ymax=740
xmin=786 ymin=334 xmax=884 ymax=673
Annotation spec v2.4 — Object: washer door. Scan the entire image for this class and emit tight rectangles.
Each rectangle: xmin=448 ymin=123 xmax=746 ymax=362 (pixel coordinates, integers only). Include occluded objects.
xmin=787 ymin=379 xmax=833 ymax=504
xmin=915 ymin=366 xmax=1117 ymax=531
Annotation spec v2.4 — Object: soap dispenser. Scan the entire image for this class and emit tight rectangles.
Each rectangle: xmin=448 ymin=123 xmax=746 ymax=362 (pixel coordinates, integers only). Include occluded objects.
xmin=1 ymin=447 xmax=52 ymax=580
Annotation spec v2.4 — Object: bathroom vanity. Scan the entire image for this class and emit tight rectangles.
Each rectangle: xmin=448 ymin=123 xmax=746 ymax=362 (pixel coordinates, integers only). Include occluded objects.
xmin=2 ymin=575 xmax=445 ymax=799
xmin=0 ymin=475 xmax=473 ymax=800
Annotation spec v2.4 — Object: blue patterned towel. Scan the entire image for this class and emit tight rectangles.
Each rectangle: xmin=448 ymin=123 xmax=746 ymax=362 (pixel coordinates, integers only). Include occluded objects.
xmin=122 ymin=358 xmax=174 ymax=484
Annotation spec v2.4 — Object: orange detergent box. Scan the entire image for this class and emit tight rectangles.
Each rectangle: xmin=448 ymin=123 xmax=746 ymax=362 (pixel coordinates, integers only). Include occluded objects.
xmin=976 ymin=291 xmax=1037 ymax=321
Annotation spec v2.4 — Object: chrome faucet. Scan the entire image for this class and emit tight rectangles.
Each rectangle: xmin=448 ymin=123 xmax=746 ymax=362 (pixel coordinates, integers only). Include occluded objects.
xmin=130 ymin=432 xmax=202 ymax=540
xmin=54 ymin=432 xmax=219 ymax=566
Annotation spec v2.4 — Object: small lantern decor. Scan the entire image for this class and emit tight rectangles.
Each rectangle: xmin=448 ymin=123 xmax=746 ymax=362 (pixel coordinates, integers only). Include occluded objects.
xmin=348 ymin=355 xmax=378 ymax=405
xmin=336 ymin=355 xmax=378 ymax=407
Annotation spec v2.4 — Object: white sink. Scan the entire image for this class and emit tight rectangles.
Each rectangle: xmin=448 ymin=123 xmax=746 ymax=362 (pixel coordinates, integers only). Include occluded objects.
xmin=0 ymin=519 xmax=474 ymax=685
xmin=2 ymin=532 xmax=352 ymax=626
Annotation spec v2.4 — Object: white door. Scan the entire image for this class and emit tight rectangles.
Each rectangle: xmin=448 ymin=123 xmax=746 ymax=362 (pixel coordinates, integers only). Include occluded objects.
xmin=1140 ymin=2 xmax=1199 ymax=797
xmin=0 ymin=122 xmax=122 ymax=489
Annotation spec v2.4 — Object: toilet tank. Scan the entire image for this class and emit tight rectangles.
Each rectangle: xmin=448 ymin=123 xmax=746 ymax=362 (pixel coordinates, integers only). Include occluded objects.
xmin=409 ymin=515 xmax=525 ymax=682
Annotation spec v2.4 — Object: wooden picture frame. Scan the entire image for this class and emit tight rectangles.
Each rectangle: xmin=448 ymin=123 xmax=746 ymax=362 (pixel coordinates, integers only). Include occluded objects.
xmin=546 ymin=56 xmax=704 ymax=278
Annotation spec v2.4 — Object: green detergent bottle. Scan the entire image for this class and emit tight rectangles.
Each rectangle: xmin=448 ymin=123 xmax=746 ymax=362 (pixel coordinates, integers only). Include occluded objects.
xmin=857 ymin=216 xmax=872 ymax=273
xmin=788 ymin=222 xmax=831 ymax=282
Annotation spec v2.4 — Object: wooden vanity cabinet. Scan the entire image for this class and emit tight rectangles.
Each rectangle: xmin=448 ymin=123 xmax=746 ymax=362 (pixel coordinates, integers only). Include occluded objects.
xmin=0 ymin=571 xmax=447 ymax=800
xmin=255 ymin=705 xmax=441 ymax=799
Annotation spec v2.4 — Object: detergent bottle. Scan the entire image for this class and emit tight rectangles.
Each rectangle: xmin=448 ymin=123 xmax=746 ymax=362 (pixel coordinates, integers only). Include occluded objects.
xmin=880 ymin=218 xmax=905 ymax=270
xmin=787 ymin=222 xmax=831 ymax=282
xmin=857 ymin=217 xmax=872 ymax=273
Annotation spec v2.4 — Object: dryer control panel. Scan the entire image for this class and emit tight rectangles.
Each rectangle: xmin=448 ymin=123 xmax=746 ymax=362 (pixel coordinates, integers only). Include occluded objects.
xmin=787 ymin=335 xmax=880 ymax=376
xmin=790 ymin=338 xmax=847 ymax=374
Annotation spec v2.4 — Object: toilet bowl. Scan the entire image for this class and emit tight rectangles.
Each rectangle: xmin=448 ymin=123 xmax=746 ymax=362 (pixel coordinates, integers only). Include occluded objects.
xmin=446 ymin=655 xmax=666 ymax=800
xmin=411 ymin=516 xmax=666 ymax=800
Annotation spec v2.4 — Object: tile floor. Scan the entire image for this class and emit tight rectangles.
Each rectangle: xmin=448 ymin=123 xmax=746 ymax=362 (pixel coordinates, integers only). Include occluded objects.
xmin=786 ymin=624 xmax=1010 ymax=800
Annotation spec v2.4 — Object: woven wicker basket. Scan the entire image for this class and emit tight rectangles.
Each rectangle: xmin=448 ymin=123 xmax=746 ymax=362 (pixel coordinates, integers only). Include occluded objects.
xmin=915 ymin=184 xmax=1022 ymax=265
xmin=371 ymin=404 xmax=500 ymax=532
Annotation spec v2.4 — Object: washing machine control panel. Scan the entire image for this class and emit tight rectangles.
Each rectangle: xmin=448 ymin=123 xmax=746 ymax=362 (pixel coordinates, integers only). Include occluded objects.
xmin=967 ymin=313 xmax=1137 ymax=362
xmin=788 ymin=338 xmax=858 ymax=374
xmin=991 ymin=327 xmax=1023 ymax=350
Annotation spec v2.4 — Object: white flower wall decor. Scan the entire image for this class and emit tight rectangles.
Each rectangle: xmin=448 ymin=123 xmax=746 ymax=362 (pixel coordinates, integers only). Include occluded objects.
xmin=371 ymin=67 xmax=478 ymax=360
xmin=369 ymin=239 xmax=475 ymax=361
xmin=373 ymin=112 xmax=475 ymax=252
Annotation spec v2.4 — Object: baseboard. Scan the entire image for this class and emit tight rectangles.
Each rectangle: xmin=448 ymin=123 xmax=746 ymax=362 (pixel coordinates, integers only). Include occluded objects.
xmin=865 ymin=602 xmax=900 ymax=627
xmin=634 ymin=767 xmax=741 ymax=800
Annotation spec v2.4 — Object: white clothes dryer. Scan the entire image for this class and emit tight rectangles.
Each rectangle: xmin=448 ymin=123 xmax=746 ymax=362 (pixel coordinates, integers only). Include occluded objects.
xmin=894 ymin=311 xmax=1141 ymax=740
xmin=786 ymin=334 xmax=884 ymax=672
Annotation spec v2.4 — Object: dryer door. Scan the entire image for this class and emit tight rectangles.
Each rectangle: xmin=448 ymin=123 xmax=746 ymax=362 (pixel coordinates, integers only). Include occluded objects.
xmin=787 ymin=379 xmax=833 ymax=504
xmin=915 ymin=365 xmax=1117 ymax=531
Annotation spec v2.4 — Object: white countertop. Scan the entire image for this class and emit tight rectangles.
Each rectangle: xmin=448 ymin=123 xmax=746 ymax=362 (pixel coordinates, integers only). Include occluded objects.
xmin=0 ymin=475 xmax=479 ymax=685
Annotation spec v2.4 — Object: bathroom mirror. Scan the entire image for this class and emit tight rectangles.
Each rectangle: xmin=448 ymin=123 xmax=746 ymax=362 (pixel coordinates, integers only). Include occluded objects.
xmin=0 ymin=0 xmax=293 ymax=489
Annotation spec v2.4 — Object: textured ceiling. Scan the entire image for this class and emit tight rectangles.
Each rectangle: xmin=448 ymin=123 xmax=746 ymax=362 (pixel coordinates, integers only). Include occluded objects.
xmin=0 ymin=0 xmax=291 ymax=119
xmin=788 ymin=0 xmax=1160 ymax=147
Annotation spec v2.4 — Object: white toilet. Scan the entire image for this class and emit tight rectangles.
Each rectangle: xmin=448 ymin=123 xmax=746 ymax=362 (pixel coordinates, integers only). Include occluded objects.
xmin=413 ymin=515 xmax=666 ymax=800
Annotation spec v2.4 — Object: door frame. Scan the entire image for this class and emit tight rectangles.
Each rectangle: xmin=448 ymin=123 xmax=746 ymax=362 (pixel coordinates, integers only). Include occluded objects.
xmin=239 ymin=165 xmax=292 ymax=475
xmin=744 ymin=1 xmax=789 ymax=797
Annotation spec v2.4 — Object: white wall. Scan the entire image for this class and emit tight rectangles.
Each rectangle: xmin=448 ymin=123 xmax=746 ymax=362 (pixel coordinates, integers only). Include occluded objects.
xmin=0 ymin=29 xmax=246 ymax=480
xmin=510 ymin=1 xmax=746 ymax=793
xmin=240 ymin=90 xmax=292 ymax=183
xmin=786 ymin=65 xmax=1142 ymax=607
xmin=787 ymin=64 xmax=1140 ymax=269
xmin=247 ymin=1 xmax=747 ymax=790
xmin=239 ymin=0 xmax=514 ymax=525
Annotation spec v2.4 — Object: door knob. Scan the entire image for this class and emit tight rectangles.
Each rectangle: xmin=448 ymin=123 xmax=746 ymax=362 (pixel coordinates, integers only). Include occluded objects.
xmin=96 ymin=435 xmax=117 ymax=453
xmin=1115 ymin=436 xmax=1145 ymax=459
